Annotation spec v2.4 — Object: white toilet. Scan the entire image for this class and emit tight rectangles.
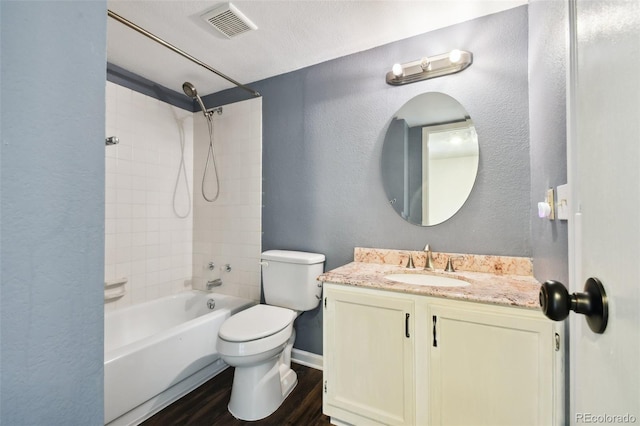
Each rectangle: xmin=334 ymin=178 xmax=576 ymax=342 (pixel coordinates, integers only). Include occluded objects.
xmin=216 ymin=250 xmax=325 ymax=421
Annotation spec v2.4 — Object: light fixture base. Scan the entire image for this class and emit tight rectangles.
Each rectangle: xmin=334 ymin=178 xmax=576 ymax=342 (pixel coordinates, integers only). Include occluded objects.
xmin=386 ymin=50 xmax=473 ymax=85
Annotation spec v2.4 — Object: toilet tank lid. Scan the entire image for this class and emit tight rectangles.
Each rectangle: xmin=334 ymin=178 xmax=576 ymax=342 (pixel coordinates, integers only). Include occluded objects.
xmin=261 ymin=250 xmax=325 ymax=265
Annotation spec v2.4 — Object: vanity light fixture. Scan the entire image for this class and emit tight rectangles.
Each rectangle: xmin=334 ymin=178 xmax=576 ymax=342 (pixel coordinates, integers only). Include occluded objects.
xmin=386 ymin=49 xmax=473 ymax=85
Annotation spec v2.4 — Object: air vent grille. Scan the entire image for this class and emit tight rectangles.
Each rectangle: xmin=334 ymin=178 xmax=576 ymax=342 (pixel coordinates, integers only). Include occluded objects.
xmin=201 ymin=3 xmax=257 ymax=38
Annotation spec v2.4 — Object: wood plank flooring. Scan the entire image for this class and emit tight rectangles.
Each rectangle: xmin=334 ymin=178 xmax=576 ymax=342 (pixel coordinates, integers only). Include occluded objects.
xmin=142 ymin=363 xmax=331 ymax=426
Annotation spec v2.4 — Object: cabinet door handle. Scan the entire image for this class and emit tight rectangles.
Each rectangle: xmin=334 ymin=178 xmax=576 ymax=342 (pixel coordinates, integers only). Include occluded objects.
xmin=405 ymin=313 xmax=410 ymax=338
xmin=432 ymin=315 xmax=438 ymax=347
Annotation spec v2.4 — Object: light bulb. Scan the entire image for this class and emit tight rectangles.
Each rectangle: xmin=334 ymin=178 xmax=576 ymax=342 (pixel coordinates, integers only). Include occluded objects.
xmin=449 ymin=49 xmax=462 ymax=64
xmin=392 ymin=63 xmax=403 ymax=77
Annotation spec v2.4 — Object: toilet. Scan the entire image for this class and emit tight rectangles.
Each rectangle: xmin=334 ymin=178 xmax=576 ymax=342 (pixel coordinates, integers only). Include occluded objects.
xmin=216 ymin=250 xmax=325 ymax=421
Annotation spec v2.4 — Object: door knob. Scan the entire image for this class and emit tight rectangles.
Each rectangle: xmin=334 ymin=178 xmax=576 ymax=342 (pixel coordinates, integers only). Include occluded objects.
xmin=539 ymin=277 xmax=608 ymax=334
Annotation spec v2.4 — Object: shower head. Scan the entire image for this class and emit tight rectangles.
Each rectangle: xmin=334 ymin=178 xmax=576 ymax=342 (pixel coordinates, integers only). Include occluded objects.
xmin=182 ymin=81 xmax=209 ymax=118
xmin=182 ymin=81 xmax=198 ymax=98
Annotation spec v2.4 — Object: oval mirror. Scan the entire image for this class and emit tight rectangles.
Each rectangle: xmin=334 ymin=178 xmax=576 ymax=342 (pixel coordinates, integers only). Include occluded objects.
xmin=382 ymin=92 xmax=479 ymax=226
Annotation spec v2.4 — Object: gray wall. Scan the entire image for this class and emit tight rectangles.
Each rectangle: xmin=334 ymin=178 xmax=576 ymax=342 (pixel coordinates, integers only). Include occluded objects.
xmin=208 ymin=6 xmax=530 ymax=355
xmin=407 ymin=125 xmax=423 ymax=223
xmin=381 ymin=118 xmax=408 ymax=220
xmin=1 ymin=2 xmax=106 ymax=424
xmin=529 ymin=0 xmax=569 ymax=285
xmin=528 ymin=2 xmax=570 ymax=421
xmin=107 ymin=62 xmax=193 ymax=112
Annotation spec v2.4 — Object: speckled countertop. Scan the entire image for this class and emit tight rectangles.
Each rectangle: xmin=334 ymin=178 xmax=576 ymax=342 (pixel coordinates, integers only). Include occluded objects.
xmin=318 ymin=248 xmax=543 ymax=309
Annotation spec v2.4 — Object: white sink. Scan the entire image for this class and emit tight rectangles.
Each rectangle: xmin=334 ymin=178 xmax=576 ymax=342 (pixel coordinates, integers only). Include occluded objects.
xmin=385 ymin=273 xmax=470 ymax=287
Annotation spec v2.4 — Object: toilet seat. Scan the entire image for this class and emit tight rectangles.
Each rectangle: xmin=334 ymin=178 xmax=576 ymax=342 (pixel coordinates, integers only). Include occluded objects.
xmin=219 ymin=305 xmax=296 ymax=342
xmin=218 ymin=323 xmax=294 ymax=359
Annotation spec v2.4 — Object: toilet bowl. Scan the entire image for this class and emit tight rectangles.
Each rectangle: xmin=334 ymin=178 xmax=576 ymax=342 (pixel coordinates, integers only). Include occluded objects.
xmin=217 ymin=304 xmax=299 ymax=421
xmin=216 ymin=250 xmax=325 ymax=421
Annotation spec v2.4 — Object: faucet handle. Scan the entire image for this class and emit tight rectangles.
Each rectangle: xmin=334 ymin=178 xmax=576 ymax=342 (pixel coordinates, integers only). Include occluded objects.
xmin=406 ymin=253 xmax=415 ymax=269
xmin=444 ymin=256 xmax=463 ymax=272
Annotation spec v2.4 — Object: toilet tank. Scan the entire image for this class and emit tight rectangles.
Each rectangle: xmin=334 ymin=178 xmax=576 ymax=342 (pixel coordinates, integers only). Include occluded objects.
xmin=261 ymin=250 xmax=325 ymax=311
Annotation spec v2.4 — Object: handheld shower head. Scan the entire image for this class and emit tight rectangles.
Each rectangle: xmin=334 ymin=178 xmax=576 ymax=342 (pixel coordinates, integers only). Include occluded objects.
xmin=182 ymin=82 xmax=198 ymax=98
xmin=182 ymin=81 xmax=209 ymax=118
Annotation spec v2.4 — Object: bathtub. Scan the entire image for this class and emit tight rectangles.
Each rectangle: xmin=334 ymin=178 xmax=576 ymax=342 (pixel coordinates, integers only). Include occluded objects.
xmin=104 ymin=291 xmax=255 ymax=425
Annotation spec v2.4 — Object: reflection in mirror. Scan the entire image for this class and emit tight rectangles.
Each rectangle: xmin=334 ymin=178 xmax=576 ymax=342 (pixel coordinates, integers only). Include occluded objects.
xmin=381 ymin=92 xmax=479 ymax=226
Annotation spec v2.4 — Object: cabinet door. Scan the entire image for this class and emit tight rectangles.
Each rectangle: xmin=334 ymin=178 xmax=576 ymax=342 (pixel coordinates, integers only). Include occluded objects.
xmin=429 ymin=304 xmax=556 ymax=426
xmin=323 ymin=285 xmax=415 ymax=425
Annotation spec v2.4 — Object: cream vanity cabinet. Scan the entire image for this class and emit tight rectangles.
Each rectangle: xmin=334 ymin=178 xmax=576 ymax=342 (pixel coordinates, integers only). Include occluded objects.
xmin=322 ymin=285 xmax=416 ymax=425
xmin=322 ymin=283 xmax=563 ymax=426
xmin=428 ymin=302 xmax=559 ymax=426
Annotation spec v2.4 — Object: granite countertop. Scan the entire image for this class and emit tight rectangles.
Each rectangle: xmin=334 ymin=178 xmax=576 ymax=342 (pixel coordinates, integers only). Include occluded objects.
xmin=318 ymin=248 xmax=543 ymax=309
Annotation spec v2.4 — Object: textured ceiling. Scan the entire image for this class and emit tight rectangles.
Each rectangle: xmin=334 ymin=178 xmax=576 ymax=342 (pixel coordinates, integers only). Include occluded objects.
xmin=107 ymin=1 xmax=527 ymax=96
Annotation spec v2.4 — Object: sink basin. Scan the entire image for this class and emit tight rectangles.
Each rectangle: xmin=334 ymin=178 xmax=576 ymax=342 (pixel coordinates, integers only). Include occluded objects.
xmin=385 ymin=273 xmax=470 ymax=287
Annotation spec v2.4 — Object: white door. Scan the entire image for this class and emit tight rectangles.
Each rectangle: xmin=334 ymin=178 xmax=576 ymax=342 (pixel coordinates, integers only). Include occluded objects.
xmin=569 ymin=0 xmax=640 ymax=424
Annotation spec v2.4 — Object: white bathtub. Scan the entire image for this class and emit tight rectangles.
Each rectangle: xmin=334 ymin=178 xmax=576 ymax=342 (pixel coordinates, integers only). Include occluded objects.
xmin=104 ymin=291 xmax=255 ymax=425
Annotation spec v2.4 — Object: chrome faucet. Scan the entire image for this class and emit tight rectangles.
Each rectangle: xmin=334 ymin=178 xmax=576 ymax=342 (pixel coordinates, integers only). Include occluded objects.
xmin=206 ymin=261 xmax=222 ymax=290
xmin=423 ymin=244 xmax=434 ymax=271
xmin=207 ymin=278 xmax=222 ymax=290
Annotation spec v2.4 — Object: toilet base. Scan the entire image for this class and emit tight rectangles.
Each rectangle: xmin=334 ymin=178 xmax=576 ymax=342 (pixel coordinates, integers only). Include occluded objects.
xmin=227 ymin=332 xmax=297 ymax=421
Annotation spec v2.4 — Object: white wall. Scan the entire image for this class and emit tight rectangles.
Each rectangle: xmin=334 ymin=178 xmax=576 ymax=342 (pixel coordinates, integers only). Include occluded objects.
xmin=104 ymin=81 xmax=194 ymax=310
xmin=192 ymin=98 xmax=262 ymax=301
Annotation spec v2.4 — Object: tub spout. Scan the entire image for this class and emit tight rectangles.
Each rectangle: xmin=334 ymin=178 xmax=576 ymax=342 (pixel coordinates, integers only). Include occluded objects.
xmin=207 ymin=278 xmax=222 ymax=290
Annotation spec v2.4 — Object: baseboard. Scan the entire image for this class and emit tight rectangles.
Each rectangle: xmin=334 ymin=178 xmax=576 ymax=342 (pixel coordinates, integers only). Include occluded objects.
xmin=292 ymin=348 xmax=323 ymax=371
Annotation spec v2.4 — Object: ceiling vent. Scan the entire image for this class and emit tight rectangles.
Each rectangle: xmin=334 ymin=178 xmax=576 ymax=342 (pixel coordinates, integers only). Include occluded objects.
xmin=201 ymin=3 xmax=257 ymax=39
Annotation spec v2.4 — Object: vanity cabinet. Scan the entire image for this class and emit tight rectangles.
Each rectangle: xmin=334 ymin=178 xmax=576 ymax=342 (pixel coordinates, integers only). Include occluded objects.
xmin=322 ymin=283 xmax=563 ymax=426
xmin=429 ymin=303 xmax=557 ymax=426
xmin=323 ymin=285 xmax=415 ymax=426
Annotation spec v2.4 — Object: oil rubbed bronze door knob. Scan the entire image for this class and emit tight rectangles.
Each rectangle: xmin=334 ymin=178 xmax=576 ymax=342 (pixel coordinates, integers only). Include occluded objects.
xmin=539 ymin=278 xmax=608 ymax=334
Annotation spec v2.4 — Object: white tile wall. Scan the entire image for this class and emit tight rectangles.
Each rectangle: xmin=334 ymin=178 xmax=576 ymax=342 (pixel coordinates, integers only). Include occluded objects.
xmin=192 ymin=98 xmax=262 ymax=301
xmin=105 ymin=82 xmax=194 ymax=310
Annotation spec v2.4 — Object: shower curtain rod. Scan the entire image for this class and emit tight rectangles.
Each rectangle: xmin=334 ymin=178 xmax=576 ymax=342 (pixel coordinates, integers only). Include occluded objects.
xmin=107 ymin=9 xmax=260 ymax=98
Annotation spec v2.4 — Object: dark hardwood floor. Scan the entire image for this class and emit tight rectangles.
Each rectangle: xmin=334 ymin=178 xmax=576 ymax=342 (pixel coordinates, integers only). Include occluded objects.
xmin=142 ymin=363 xmax=331 ymax=426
